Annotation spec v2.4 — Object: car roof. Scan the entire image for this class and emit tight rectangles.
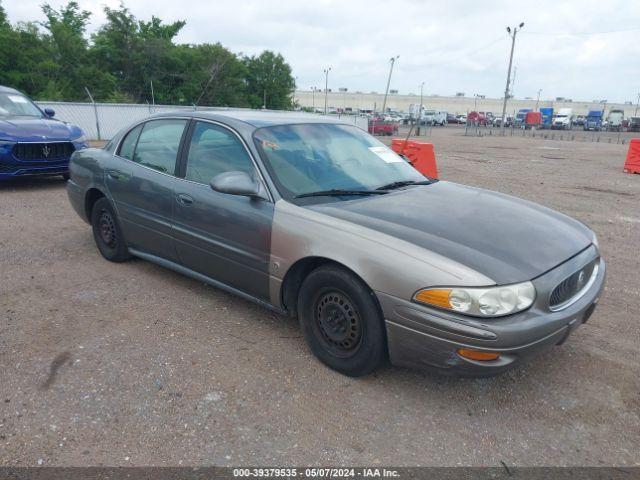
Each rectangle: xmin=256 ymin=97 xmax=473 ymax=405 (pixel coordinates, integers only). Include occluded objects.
xmin=0 ymin=85 xmax=23 ymax=94
xmin=149 ymin=109 xmax=346 ymax=127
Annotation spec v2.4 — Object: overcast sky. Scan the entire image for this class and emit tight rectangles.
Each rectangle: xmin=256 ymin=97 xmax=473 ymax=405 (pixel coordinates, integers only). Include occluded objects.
xmin=4 ymin=0 xmax=640 ymax=103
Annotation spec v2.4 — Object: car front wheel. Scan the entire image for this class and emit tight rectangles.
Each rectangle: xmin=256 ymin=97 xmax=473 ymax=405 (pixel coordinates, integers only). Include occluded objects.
xmin=91 ymin=197 xmax=131 ymax=262
xmin=297 ymin=265 xmax=386 ymax=376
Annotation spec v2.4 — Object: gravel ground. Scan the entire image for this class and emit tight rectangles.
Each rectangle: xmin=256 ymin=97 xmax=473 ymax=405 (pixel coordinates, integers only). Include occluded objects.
xmin=1 ymin=126 xmax=639 ymax=467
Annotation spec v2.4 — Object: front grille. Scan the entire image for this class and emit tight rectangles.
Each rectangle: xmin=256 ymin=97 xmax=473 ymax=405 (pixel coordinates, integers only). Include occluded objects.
xmin=549 ymin=258 xmax=598 ymax=310
xmin=12 ymin=142 xmax=75 ymax=161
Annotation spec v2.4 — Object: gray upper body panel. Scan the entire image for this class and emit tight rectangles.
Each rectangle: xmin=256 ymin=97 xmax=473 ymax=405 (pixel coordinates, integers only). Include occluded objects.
xmin=305 ymin=181 xmax=593 ymax=285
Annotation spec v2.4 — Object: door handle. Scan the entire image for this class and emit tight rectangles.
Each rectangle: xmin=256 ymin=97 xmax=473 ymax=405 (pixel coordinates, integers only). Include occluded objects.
xmin=107 ymin=170 xmax=122 ymax=180
xmin=176 ymin=193 xmax=194 ymax=206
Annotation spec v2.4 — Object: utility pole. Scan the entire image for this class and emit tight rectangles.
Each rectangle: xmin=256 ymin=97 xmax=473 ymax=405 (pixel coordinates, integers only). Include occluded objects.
xmin=292 ymin=76 xmax=298 ymax=109
xmin=501 ymin=22 xmax=524 ymax=134
xmin=535 ymin=89 xmax=542 ymax=111
xmin=311 ymin=87 xmax=316 ymax=111
xmin=416 ymin=81 xmax=425 ymax=136
xmin=381 ymin=55 xmax=399 ymax=115
xmin=150 ymin=80 xmax=155 ymax=112
xmin=635 ymin=92 xmax=640 ymax=116
xmin=323 ymin=67 xmax=331 ymax=115
xmin=84 ymin=86 xmax=101 ymax=141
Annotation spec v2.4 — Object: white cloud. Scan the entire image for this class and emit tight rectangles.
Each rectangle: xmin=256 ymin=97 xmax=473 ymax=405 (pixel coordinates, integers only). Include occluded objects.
xmin=4 ymin=0 xmax=640 ymax=103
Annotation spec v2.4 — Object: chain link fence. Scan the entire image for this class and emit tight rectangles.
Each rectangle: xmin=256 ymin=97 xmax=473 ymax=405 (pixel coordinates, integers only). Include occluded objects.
xmin=34 ymin=101 xmax=368 ymax=141
xmin=462 ymin=122 xmax=633 ymax=144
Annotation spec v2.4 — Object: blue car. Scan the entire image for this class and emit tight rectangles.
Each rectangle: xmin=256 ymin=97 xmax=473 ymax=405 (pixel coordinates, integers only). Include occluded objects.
xmin=0 ymin=86 xmax=88 ymax=180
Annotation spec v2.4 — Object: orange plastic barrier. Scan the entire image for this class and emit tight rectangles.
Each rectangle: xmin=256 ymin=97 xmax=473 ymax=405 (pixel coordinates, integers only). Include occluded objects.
xmin=391 ymin=139 xmax=438 ymax=178
xmin=623 ymin=138 xmax=640 ymax=174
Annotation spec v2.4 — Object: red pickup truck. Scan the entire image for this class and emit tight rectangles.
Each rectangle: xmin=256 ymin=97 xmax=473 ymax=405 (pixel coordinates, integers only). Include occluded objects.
xmin=368 ymin=119 xmax=399 ymax=136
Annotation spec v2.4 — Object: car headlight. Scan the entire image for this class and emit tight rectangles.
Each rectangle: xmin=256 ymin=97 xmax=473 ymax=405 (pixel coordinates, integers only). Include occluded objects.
xmin=413 ymin=281 xmax=536 ymax=317
xmin=592 ymin=233 xmax=599 ymax=249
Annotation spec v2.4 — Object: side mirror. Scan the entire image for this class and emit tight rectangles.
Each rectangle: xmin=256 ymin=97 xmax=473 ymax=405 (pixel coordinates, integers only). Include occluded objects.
xmin=210 ymin=171 xmax=268 ymax=200
xmin=44 ymin=108 xmax=55 ymax=118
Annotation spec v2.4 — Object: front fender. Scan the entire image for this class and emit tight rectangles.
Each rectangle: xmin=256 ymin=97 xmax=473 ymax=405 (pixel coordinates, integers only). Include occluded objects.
xmin=268 ymin=200 xmax=494 ymax=308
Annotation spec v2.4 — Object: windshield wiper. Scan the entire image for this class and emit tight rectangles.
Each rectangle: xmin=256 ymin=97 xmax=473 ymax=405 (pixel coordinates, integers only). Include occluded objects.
xmin=295 ymin=189 xmax=389 ymax=199
xmin=375 ymin=179 xmax=432 ymax=191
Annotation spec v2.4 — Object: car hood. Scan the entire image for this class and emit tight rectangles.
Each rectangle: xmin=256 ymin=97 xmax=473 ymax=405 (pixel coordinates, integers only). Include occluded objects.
xmin=308 ymin=181 xmax=593 ymax=284
xmin=0 ymin=116 xmax=80 ymax=141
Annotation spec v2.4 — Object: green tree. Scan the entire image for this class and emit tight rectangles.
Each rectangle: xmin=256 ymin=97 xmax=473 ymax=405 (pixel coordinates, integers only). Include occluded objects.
xmin=40 ymin=2 xmax=93 ymax=99
xmin=244 ymin=51 xmax=295 ymax=109
xmin=0 ymin=0 xmax=296 ymax=109
xmin=92 ymin=4 xmax=187 ymax=103
xmin=170 ymin=43 xmax=248 ymax=106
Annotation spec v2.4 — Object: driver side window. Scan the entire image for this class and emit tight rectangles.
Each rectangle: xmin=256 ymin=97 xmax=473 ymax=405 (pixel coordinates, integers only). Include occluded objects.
xmin=185 ymin=122 xmax=256 ymax=185
xmin=133 ymin=119 xmax=187 ymax=174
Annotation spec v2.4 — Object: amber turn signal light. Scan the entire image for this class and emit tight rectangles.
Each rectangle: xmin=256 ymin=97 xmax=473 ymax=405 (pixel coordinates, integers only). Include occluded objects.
xmin=457 ymin=348 xmax=500 ymax=361
xmin=414 ymin=288 xmax=452 ymax=309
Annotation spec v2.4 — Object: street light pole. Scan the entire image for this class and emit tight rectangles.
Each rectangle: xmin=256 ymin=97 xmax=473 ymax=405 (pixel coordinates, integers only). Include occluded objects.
xmin=535 ymin=89 xmax=542 ymax=111
xmin=416 ymin=81 xmax=425 ymax=136
xmin=381 ymin=55 xmax=399 ymax=116
xmin=635 ymin=92 xmax=640 ymax=116
xmin=501 ymin=22 xmax=524 ymax=134
xmin=323 ymin=67 xmax=331 ymax=115
xmin=311 ymin=87 xmax=316 ymax=111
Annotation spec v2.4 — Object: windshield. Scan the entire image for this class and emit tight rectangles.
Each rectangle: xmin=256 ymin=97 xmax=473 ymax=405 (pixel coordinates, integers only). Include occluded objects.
xmin=0 ymin=92 xmax=43 ymax=117
xmin=253 ymin=123 xmax=425 ymax=200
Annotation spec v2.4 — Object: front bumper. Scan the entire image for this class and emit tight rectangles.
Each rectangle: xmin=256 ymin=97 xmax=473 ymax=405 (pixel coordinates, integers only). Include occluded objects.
xmin=379 ymin=246 xmax=605 ymax=376
xmin=0 ymin=160 xmax=70 ymax=178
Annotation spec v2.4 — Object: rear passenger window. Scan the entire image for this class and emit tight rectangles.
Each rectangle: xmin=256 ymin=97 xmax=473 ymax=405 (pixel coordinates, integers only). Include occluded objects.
xmin=133 ymin=119 xmax=187 ymax=174
xmin=118 ymin=124 xmax=142 ymax=160
xmin=185 ymin=122 xmax=255 ymax=184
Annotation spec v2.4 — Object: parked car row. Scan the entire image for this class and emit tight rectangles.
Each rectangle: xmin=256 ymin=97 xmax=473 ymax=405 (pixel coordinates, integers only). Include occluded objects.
xmin=464 ymin=106 xmax=640 ymax=132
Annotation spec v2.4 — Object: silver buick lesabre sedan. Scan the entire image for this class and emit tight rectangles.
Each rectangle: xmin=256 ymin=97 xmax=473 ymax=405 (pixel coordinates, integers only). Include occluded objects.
xmin=67 ymin=111 xmax=605 ymax=377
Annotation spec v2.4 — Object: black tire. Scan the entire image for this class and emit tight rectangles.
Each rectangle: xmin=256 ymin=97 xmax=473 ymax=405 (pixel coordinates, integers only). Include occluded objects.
xmin=297 ymin=265 xmax=386 ymax=377
xmin=61 ymin=173 xmax=70 ymax=181
xmin=90 ymin=197 xmax=131 ymax=262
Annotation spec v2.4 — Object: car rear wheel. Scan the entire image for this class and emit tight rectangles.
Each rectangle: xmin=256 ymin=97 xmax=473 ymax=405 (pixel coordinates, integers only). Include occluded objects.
xmin=91 ymin=197 xmax=131 ymax=262
xmin=297 ymin=265 xmax=386 ymax=376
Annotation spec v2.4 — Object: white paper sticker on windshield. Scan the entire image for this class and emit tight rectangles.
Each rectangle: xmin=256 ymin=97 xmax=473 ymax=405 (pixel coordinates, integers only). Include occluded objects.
xmin=8 ymin=95 xmax=28 ymax=104
xmin=369 ymin=146 xmax=403 ymax=163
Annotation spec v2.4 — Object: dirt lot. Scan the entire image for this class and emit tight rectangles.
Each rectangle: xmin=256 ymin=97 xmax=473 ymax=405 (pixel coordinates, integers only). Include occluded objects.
xmin=1 ymin=126 xmax=639 ymax=467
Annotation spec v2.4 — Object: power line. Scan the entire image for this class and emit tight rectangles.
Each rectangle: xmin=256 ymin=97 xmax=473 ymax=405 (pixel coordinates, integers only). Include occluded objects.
xmin=421 ymin=35 xmax=505 ymax=68
xmin=522 ymin=27 xmax=640 ymax=36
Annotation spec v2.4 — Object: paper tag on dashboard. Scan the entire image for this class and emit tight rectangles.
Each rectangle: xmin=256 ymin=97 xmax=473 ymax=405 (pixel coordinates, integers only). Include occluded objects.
xmin=369 ymin=146 xmax=403 ymax=163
